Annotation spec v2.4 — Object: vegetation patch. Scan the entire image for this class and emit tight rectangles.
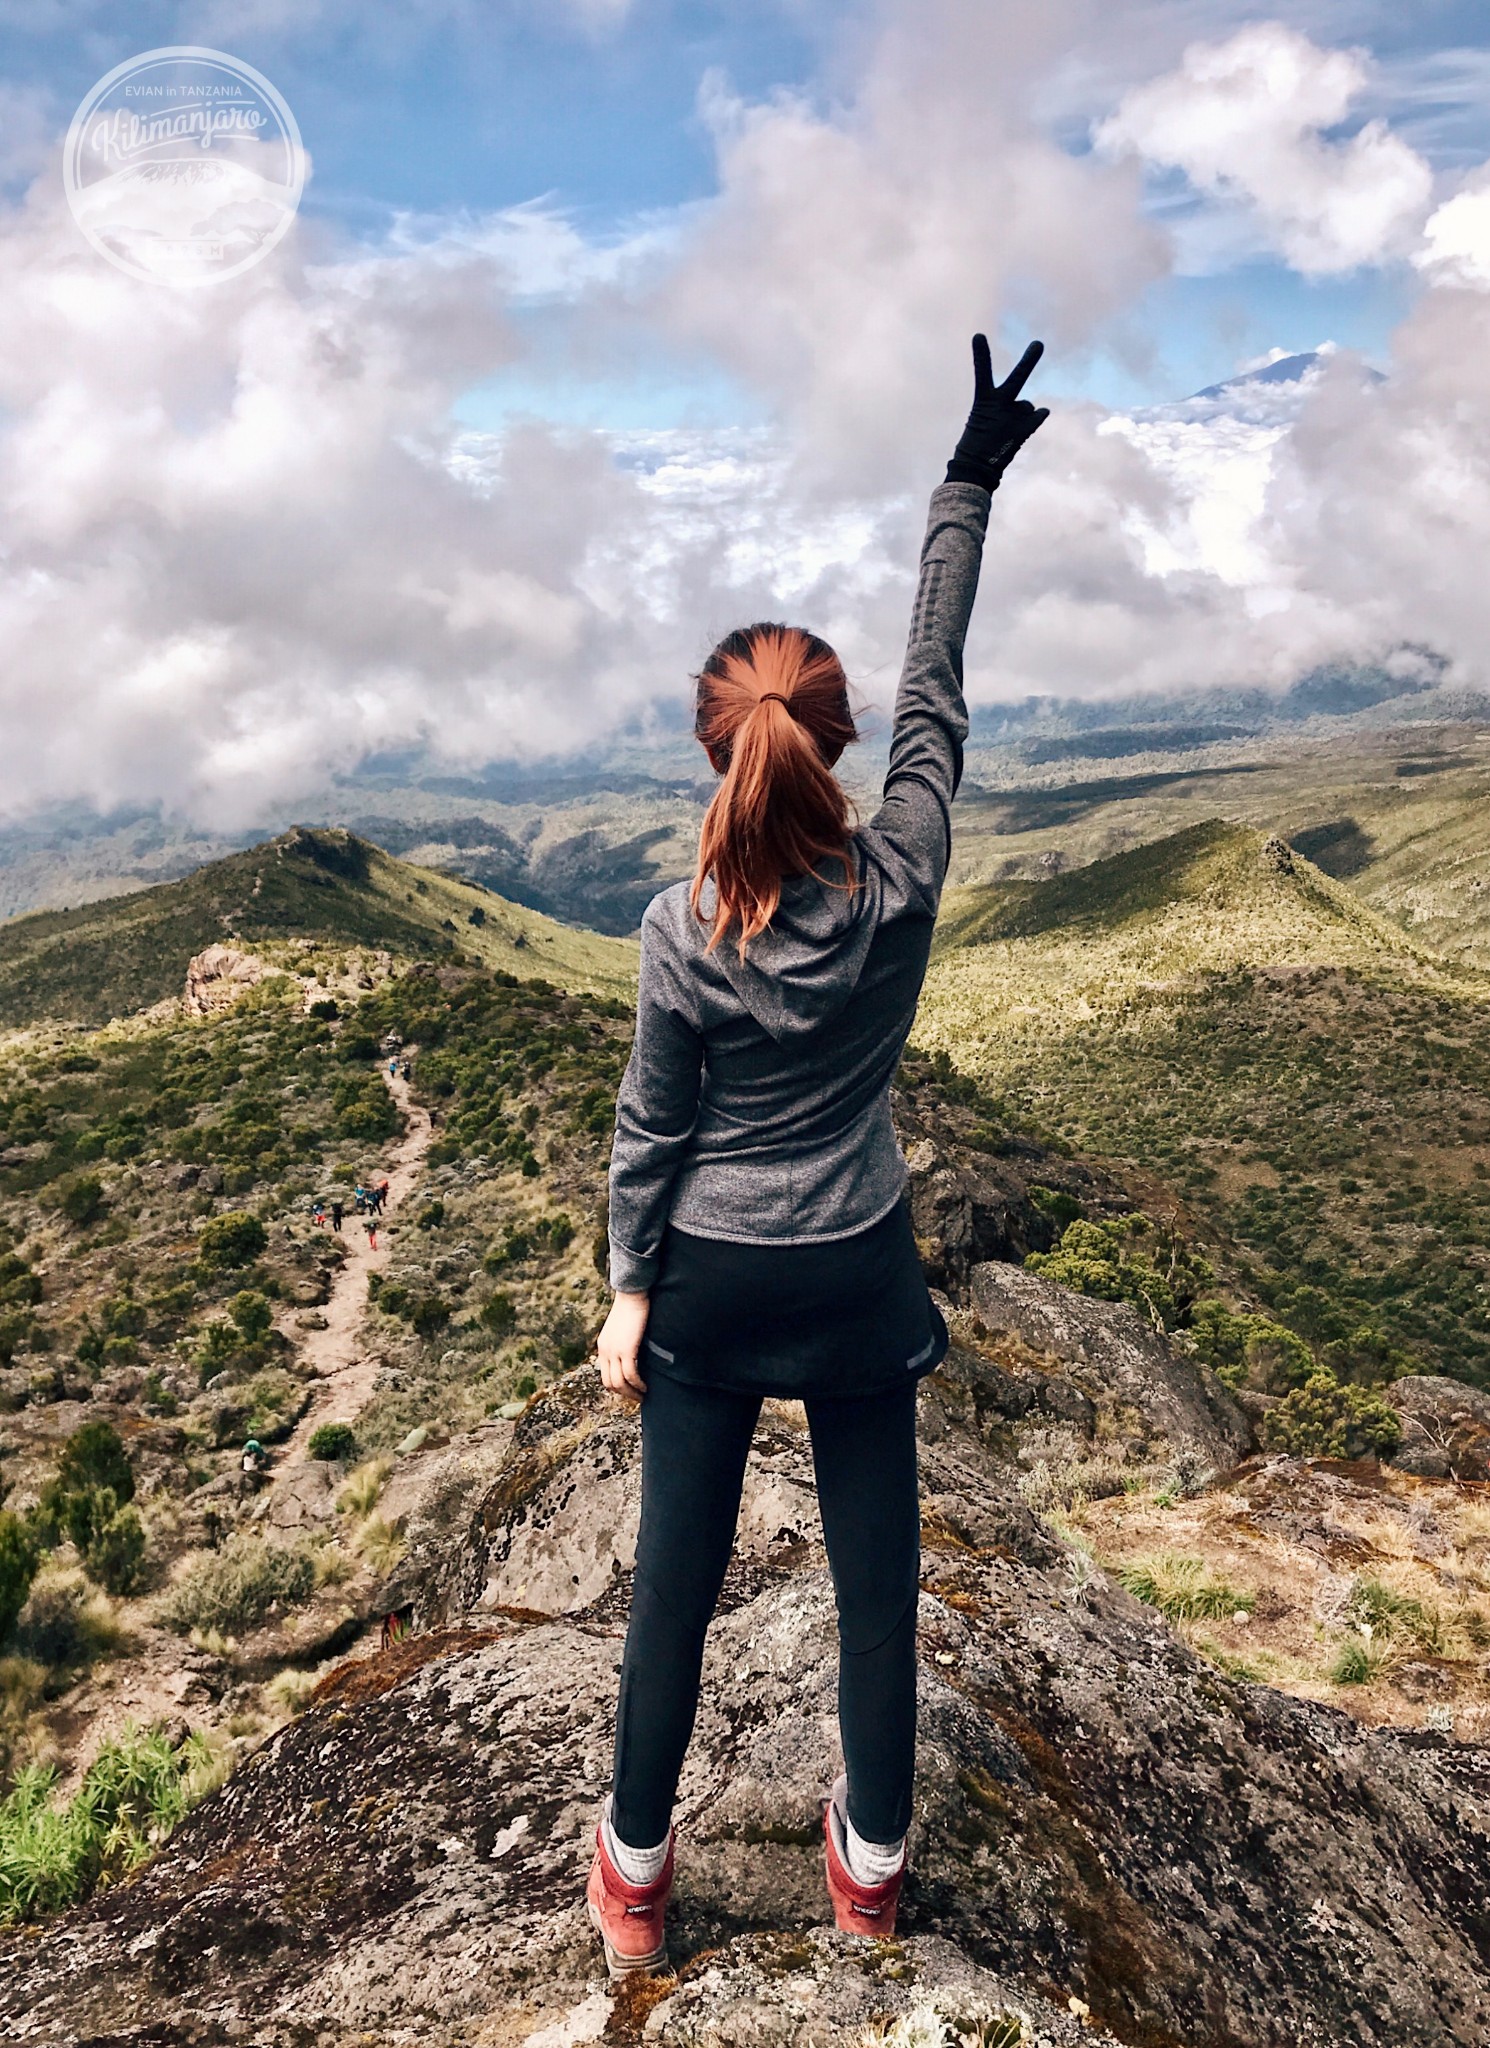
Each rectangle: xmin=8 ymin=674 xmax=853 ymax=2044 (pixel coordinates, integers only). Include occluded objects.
xmin=0 ymin=1724 xmax=227 ymax=1924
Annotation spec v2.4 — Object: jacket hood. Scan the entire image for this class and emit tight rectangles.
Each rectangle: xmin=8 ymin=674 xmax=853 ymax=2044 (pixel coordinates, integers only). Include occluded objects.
xmin=696 ymin=847 xmax=878 ymax=1043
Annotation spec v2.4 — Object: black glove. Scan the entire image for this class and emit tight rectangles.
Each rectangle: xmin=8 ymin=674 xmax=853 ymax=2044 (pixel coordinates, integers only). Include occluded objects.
xmin=946 ymin=335 xmax=1049 ymax=491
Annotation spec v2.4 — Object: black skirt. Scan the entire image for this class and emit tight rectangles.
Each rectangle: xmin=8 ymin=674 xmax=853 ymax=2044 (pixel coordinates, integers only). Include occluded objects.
xmin=641 ymin=1193 xmax=947 ymax=1401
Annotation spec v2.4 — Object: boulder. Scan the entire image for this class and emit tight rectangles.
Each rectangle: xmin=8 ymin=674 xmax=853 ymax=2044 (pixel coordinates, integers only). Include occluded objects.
xmin=6 ymin=1361 xmax=1490 ymax=2047
xmin=183 ymin=945 xmax=271 ymax=1016
xmin=969 ymin=1261 xmax=1252 ymax=1480
xmin=890 ymin=1065 xmax=1129 ymax=1298
xmin=1388 ymin=1375 xmax=1490 ymax=1482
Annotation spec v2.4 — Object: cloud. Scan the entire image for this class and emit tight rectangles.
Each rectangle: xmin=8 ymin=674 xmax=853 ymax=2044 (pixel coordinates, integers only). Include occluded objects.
xmin=0 ymin=0 xmax=1486 ymax=841
xmin=1094 ymin=22 xmax=1433 ymax=274
xmin=652 ymin=0 xmax=1169 ymax=493
xmin=1416 ymin=172 xmax=1490 ymax=289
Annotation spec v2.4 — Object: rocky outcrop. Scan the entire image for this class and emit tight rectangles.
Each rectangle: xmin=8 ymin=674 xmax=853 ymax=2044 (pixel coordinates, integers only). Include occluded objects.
xmin=1388 ymin=1375 xmax=1490 ymax=1481
xmin=891 ymin=1061 xmax=1130 ymax=1297
xmin=968 ymin=1260 xmax=1252 ymax=1481
xmin=7 ymin=1357 xmax=1490 ymax=2048
xmin=183 ymin=943 xmax=271 ymax=1015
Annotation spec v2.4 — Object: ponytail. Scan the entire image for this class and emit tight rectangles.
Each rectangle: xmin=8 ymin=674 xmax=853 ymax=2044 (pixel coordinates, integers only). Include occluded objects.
xmin=690 ymin=623 xmax=860 ymax=958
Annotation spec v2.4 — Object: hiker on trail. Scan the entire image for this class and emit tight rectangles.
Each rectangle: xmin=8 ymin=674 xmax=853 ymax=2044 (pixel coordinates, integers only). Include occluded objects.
xmin=364 ymin=1218 xmax=378 ymax=1251
xmin=389 ymin=1056 xmax=398 ymax=1077
xmin=377 ymin=1178 xmax=390 ymax=1213
xmin=401 ymin=1059 xmax=412 ymax=1081
xmin=239 ymin=1438 xmax=269 ymax=1496
xmin=354 ymin=1186 xmax=366 ymax=1215
xmin=587 ymin=336 xmax=1048 ymax=1979
xmin=330 ymin=1200 xmax=344 ymax=1233
xmin=312 ymin=1199 xmax=325 ymax=1229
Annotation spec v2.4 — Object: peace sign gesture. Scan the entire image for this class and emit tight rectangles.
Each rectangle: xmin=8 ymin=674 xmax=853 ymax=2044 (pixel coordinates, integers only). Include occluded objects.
xmin=946 ymin=334 xmax=1050 ymax=493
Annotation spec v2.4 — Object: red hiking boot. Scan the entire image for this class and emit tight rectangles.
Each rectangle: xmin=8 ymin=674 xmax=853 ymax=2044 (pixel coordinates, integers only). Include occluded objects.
xmin=822 ymin=1779 xmax=906 ymax=1937
xmin=585 ymin=1820 xmax=674 ymax=1980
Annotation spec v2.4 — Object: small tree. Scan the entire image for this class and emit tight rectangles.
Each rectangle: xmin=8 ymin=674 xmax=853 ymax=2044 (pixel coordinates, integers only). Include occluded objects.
xmin=1189 ymin=1301 xmax=1314 ymax=1394
xmin=227 ymin=1291 xmax=273 ymax=1343
xmin=82 ymin=1497 xmax=147 ymax=1597
xmin=52 ymin=1421 xmax=134 ymax=1507
xmin=1025 ymin=1213 xmax=1213 ymax=1333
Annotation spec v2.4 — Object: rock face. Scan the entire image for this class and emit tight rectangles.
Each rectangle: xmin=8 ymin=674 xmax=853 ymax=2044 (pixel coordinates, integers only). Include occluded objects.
xmin=891 ymin=1061 xmax=1130 ymax=1297
xmin=968 ymin=1259 xmax=1253 ymax=1480
xmin=7 ymin=1356 xmax=1490 ymax=2048
xmin=1388 ymin=1374 xmax=1490 ymax=1481
xmin=183 ymin=944 xmax=271 ymax=1015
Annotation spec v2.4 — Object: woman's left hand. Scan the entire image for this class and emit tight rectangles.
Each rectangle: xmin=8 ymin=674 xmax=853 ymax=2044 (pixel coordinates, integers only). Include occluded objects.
xmin=597 ymin=1290 xmax=651 ymax=1398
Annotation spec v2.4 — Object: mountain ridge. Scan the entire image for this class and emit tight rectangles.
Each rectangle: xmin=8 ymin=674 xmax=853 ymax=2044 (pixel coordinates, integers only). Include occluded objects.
xmin=0 ymin=826 xmax=638 ymax=1030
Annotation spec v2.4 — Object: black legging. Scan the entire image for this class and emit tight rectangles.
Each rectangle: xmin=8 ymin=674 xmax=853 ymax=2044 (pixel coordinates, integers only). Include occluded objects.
xmin=610 ymin=1371 xmax=921 ymax=1849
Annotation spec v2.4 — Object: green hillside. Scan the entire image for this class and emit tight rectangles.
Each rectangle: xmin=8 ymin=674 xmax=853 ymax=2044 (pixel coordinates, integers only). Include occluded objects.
xmin=918 ymin=819 xmax=1490 ymax=1385
xmin=0 ymin=828 xmax=637 ymax=1029
xmin=951 ymin=723 xmax=1490 ymax=967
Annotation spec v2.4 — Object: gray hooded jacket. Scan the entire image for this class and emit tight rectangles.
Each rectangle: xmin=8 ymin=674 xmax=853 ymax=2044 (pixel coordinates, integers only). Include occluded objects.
xmin=606 ymin=480 xmax=990 ymax=1292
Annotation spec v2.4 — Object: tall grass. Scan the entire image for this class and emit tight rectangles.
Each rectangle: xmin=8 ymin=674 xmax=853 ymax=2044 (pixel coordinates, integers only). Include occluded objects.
xmin=1119 ymin=1552 xmax=1255 ymax=1623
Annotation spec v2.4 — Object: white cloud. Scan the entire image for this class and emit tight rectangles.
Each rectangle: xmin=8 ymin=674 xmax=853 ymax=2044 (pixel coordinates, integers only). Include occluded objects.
xmin=0 ymin=0 xmax=1488 ymax=837
xmin=1416 ymin=171 xmax=1490 ymax=289
xmin=1094 ymin=22 xmax=1433 ymax=274
xmin=652 ymin=1 xmax=1169 ymax=494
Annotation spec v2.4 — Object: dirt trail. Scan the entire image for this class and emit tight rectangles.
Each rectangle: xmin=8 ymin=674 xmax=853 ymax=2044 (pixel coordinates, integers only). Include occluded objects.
xmin=277 ymin=1064 xmax=432 ymax=1467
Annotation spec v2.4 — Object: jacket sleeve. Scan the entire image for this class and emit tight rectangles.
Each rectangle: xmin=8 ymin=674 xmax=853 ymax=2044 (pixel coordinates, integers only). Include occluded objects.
xmin=865 ymin=480 xmax=991 ymax=913
xmin=606 ymin=903 xmax=704 ymax=1292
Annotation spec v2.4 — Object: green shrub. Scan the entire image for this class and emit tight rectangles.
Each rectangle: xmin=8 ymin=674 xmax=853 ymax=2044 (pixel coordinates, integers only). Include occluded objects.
xmin=241 ymin=1369 xmax=301 ymax=1443
xmin=417 ymin=1199 xmax=445 ymax=1231
xmin=34 ymin=1422 xmax=135 ymax=1560
xmin=1261 ymin=1373 xmax=1403 ymax=1460
xmin=408 ymin=1294 xmax=450 ymax=1338
xmin=158 ymin=1534 xmax=316 ymax=1634
xmin=55 ymin=1174 xmax=105 ymax=1228
xmin=481 ymin=1292 xmax=516 ymax=1337
xmin=1029 ymin=1185 xmax=1082 ymax=1231
xmin=0 ymin=1725 xmax=225 ymax=1924
xmin=226 ymin=1290 xmax=273 ymax=1343
xmin=1189 ymin=1301 xmax=1315 ymax=1394
xmin=1025 ymin=1214 xmax=1212 ymax=1333
xmin=307 ymin=1423 xmax=356 ymax=1463
xmin=51 ymin=1420 xmax=134 ymax=1506
xmin=81 ymin=1500 xmax=146 ymax=1597
xmin=197 ymin=1212 xmax=267 ymax=1270
xmin=308 ymin=998 xmax=339 ymax=1020
xmin=0 ymin=1514 xmax=38 ymax=1644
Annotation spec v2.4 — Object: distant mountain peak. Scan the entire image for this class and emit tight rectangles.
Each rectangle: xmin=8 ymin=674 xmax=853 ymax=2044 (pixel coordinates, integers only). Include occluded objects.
xmin=1190 ymin=350 xmax=1325 ymax=403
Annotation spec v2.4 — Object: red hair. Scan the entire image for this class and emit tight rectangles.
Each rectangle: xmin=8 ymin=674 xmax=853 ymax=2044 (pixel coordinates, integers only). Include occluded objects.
xmin=690 ymin=622 xmax=860 ymax=957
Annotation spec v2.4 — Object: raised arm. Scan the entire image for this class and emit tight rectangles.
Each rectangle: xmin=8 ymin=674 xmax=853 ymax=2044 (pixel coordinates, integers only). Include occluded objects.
xmin=870 ymin=336 xmax=1048 ymax=908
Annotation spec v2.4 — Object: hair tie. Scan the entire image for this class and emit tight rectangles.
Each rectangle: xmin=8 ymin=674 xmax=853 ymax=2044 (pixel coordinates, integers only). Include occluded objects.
xmin=757 ymin=692 xmax=793 ymax=713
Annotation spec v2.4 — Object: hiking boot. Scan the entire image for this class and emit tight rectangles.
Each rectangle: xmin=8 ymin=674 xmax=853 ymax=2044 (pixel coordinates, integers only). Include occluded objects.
xmin=822 ymin=1777 xmax=906 ymax=1937
xmin=585 ymin=1822 xmax=674 ymax=1980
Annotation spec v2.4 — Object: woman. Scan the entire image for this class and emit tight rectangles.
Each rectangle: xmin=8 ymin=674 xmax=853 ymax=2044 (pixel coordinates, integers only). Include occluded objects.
xmin=588 ymin=334 xmax=1049 ymax=1978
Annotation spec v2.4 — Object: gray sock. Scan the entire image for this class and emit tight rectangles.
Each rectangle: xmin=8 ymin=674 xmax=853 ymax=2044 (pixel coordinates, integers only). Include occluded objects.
xmin=602 ymin=1797 xmax=669 ymax=1886
xmin=831 ymin=1780 xmax=906 ymax=1887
